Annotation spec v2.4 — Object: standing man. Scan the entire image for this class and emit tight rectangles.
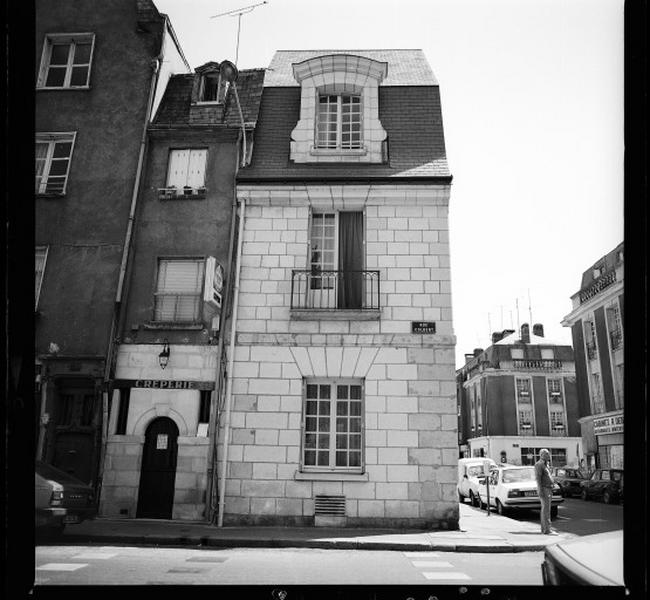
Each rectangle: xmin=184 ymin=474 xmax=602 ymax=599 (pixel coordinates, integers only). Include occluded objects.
xmin=534 ymin=448 xmax=556 ymax=535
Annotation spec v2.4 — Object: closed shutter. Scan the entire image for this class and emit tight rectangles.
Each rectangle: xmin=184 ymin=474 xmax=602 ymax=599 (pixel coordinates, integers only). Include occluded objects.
xmin=186 ymin=149 xmax=207 ymax=188
xmin=155 ymin=259 xmax=205 ymax=321
xmin=167 ymin=150 xmax=189 ymax=188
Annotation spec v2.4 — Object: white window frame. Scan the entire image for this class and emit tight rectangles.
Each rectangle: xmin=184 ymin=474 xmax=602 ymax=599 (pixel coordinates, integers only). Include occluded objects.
xmin=515 ymin=377 xmax=535 ymax=435
xmin=163 ymin=148 xmax=208 ymax=195
xmin=197 ymin=71 xmax=228 ymax=104
xmin=301 ymin=378 xmax=364 ymax=473
xmin=315 ymin=93 xmax=362 ymax=150
xmin=547 ymin=377 xmax=567 ymax=436
xmin=37 ymin=33 xmax=95 ymax=89
xmin=153 ymin=258 xmax=205 ymax=323
xmin=35 ymin=246 xmax=49 ymax=309
xmin=35 ymin=132 xmax=77 ymax=195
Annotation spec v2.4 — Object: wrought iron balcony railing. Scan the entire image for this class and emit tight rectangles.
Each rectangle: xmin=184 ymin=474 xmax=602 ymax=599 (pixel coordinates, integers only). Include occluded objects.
xmin=291 ymin=270 xmax=380 ymax=311
xmin=512 ymin=359 xmax=563 ymax=370
xmin=579 ymin=269 xmax=617 ymax=304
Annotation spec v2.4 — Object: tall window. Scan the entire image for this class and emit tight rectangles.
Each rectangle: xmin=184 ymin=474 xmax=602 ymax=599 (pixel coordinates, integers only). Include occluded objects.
xmin=37 ymin=34 xmax=94 ymax=89
xmin=316 ymin=94 xmax=362 ymax=150
xmin=35 ymin=133 xmax=76 ymax=194
xmin=35 ymin=246 xmax=49 ymax=308
xmin=584 ymin=319 xmax=598 ymax=360
xmin=475 ymin=385 xmax=483 ymax=433
xmin=154 ymin=259 xmax=205 ymax=322
xmin=606 ymin=303 xmax=623 ymax=351
xmin=165 ymin=149 xmax=207 ymax=193
xmin=591 ymin=372 xmax=606 ymax=414
xmin=613 ymin=364 xmax=624 ymax=410
xmin=516 ymin=378 xmax=534 ymax=435
xmin=549 ymin=410 xmax=566 ymax=435
xmin=302 ymin=380 xmax=363 ymax=472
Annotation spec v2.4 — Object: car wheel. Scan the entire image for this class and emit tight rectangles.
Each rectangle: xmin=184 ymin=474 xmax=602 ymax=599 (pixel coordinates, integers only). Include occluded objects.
xmin=496 ymin=500 xmax=507 ymax=516
xmin=551 ymin=506 xmax=558 ymax=519
xmin=478 ymin=495 xmax=486 ymax=510
xmin=581 ymin=489 xmax=589 ymax=501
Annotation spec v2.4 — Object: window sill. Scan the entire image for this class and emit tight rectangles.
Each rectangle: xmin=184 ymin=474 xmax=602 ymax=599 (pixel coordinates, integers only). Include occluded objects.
xmin=192 ymin=101 xmax=224 ymax=106
xmin=294 ymin=471 xmax=368 ymax=482
xmin=158 ymin=192 xmax=206 ymax=201
xmin=143 ymin=322 xmax=204 ymax=330
xmin=37 ymin=85 xmax=91 ymax=91
xmin=310 ymin=147 xmax=367 ymax=157
xmin=35 ymin=192 xmax=66 ymax=198
xmin=290 ymin=308 xmax=380 ymax=321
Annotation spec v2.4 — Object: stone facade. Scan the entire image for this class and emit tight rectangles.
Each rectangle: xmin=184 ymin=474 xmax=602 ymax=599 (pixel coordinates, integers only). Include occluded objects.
xmin=219 ymin=184 xmax=458 ymax=528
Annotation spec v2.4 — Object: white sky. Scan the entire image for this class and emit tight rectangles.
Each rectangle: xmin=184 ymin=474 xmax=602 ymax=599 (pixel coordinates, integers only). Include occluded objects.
xmin=154 ymin=0 xmax=624 ymax=367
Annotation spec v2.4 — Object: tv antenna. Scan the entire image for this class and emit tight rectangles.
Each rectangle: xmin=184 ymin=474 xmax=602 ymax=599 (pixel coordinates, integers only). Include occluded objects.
xmin=210 ymin=1 xmax=268 ymax=65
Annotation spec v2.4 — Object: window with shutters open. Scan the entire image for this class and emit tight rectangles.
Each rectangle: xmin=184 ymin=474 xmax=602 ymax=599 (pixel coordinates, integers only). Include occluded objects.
xmin=154 ymin=259 xmax=205 ymax=322
xmin=160 ymin=149 xmax=207 ymax=198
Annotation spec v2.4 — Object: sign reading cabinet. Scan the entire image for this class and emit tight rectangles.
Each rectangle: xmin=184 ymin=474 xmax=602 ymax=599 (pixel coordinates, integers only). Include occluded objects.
xmin=411 ymin=321 xmax=436 ymax=334
xmin=593 ymin=413 xmax=624 ymax=435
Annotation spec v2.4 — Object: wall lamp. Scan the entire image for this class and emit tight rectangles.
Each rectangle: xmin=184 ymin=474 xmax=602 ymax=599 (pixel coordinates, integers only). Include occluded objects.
xmin=158 ymin=339 xmax=170 ymax=369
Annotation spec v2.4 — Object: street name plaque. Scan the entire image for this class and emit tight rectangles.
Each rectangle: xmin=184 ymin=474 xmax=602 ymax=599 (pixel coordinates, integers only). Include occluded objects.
xmin=411 ymin=321 xmax=436 ymax=334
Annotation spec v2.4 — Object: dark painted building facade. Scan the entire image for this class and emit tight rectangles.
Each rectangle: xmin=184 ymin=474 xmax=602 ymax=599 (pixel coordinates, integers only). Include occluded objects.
xmin=561 ymin=242 xmax=624 ymax=471
xmin=456 ymin=324 xmax=582 ymax=467
xmin=99 ymin=62 xmax=265 ymax=520
xmin=35 ymin=0 xmax=190 ymax=491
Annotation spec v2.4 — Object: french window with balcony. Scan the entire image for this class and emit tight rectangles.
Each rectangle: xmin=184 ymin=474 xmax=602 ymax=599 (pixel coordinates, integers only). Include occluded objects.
xmin=37 ymin=33 xmax=94 ymax=89
xmin=35 ymin=133 xmax=76 ymax=194
xmin=301 ymin=380 xmax=363 ymax=472
xmin=154 ymin=259 xmax=205 ymax=323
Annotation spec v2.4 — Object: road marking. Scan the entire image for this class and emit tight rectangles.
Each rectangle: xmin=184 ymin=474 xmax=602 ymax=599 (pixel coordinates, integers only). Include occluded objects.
xmin=72 ymin=551 xmax=118 ymax=560
xmin=422 ymin=572 xmax=471 ymax=580
xmin=186 ymin=556 xmax=229 ymax=563
xmin=411 ymin=561 xmax=454 ymax=568
xmin=36 ymin=563 xmax=88 ymax=571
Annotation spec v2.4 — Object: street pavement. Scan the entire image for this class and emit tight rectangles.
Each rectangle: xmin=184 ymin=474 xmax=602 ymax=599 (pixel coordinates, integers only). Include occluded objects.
xmin=51 ymin=502 xmax=580 ymax=553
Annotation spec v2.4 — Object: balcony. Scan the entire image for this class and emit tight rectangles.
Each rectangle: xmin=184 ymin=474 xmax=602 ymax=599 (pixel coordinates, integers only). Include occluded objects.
xmin=579 ymin=269 xmax=617 ymax=304
xmin=512 ymin=359 xmax=563 ymax=370
xmin=550 ymin=425 xmax=566 ymax=437
xmin=290 ymin=270 xmax=380 ymax=319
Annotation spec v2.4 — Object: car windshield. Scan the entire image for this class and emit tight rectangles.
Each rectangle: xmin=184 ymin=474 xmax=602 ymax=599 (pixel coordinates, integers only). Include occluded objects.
xmin=36 ymin=461 xmax=85 ymax=485
xmin=467 ymin=465 xmax=486 ymax=477
xmin=502 ymin=468 xmax=535 ymax=483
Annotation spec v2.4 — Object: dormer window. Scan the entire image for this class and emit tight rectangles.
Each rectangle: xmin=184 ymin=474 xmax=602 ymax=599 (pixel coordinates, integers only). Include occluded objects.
xmin=199 ymin=71 xmax=227 ymax=103
xmin=316 ymin=94 xmax=362 ymax=150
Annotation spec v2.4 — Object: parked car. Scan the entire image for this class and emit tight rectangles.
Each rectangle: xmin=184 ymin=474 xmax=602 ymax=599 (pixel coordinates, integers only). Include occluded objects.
xmin=541 ymin=529 xmax=624 ymax=585
xmin=457 ymin=457 xmax=497 ymax=506
xmin=580 ymin=468 xmax=624 ymax=504
xmin=550 ymin=466 xmax=586 ymax=498
xmin=475 ymin=465 xmax=563 ymax=517
xmin=35 ymin=460 xmax=97 ymax=536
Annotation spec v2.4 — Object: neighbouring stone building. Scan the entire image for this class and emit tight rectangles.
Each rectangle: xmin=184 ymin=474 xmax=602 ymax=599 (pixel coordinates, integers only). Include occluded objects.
xmin=99 ymin=61 xmax=265 ymax=520
xmin=456 ymin=324 xmax=582 ymax=468
xmin=35 ymin=0 xmax=189 ymax=491
xmin=561 ymin=242 xmax=624 ymax=472
xmin=219 ymin=50 xmax=458 ymax=528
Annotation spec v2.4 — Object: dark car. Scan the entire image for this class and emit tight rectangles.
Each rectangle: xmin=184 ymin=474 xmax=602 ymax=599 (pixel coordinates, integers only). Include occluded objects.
xmin=550 ymin=466 xmax=586 ymax=498
xmin=35 ymin=460 xmax=97 ymax=536
xmin=580 ymin=468 xmax=623 ymax=504
xmin=541 ymin=529 xmax=623 ymax=585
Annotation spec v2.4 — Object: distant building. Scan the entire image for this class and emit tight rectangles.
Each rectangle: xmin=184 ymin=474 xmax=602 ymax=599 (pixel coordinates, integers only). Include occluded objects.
xmin=561 ymin=243 xmax=624 ymax=471
xmin=35 ymin=0 xmax=189 ymax=490
xmin=456 ymin=324 xmax=582 ymax=468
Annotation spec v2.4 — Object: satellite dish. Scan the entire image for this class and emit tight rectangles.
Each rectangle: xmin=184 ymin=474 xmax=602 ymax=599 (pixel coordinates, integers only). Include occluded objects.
xmin=220 ymin=60 xmax=239 ymax=83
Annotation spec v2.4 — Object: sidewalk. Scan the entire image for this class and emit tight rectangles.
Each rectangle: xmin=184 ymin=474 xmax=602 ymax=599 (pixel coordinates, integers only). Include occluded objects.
xmin=59 ymin=503 xmax=577 ymax=553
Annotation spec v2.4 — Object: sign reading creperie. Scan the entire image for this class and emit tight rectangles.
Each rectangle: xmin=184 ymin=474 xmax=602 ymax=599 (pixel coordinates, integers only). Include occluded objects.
xmin=593 ymin=413 xmax=624 ymax=435
xmin=113 ymin=379 xmax=215 ymax=391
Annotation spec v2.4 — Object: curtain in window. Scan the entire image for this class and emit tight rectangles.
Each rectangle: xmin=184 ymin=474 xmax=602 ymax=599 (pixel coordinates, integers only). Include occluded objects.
xmin=337 ymin=211 xmax=363 ymax=309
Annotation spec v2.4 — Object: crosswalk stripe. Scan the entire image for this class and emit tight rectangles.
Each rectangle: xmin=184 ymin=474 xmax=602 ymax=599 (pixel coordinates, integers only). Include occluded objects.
xmin=411 ymin=561 xmax=454 ymax=568
xmin=422 ymin=572 xmax=471 ymax=580
xmin=37 ymin=563 xmax=88 ymax=572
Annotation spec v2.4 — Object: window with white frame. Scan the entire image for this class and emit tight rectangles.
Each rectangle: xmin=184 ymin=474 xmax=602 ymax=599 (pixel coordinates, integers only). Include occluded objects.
xmin=302 ymin=380 xmax=363 ymax=472
xmin=584 ymin=319 xmax=598 ymax=359
xmin=516 ymin=378 xmax=531 ymax=401
xmin=518 ymin=408 xmax=534 ymax=434
xmin=316 ymin=94 xmax=362 ymax=150
xmin=541 ymin=348 xmax=554 ymax=360
xmin=199 ymin=71 xmax=228 ymax=103
xmin=516 ymin=377 xmax=534 ymax=434
xmin=510 ymin=348 xmax=524 ymax=360
xmin=35 ymin=133 xmax=76 ymax=194
xmin=547 ymin=378 xmax=563 ymax=403
xmin=37 ymin=33 xmax=94 ymax=89
xmin=550 ymin=409 xmax=566 ymax=434
xmin=154 ymin=259 xmax=205 ymax=322
xmin=35 ymin=246 xmax=49 ymax=308
xmin=163 ymin=149 xmax=207 ymax=195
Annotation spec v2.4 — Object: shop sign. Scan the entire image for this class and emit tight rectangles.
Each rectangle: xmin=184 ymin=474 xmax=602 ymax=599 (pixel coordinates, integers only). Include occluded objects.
xmin=593 ymin=413 xmax=624 ymax=435
xmin=113 ymin=379 xmax=215 ymax=390
xmin=411 ymin=321 xmax=436 ymax=334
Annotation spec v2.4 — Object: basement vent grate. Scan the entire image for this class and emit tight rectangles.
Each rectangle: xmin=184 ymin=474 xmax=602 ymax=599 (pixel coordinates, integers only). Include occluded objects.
xmin=314 ymin=495 xmax=346 ymax=516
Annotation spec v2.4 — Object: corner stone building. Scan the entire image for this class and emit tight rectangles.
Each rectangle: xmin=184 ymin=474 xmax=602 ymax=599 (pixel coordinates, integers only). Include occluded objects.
xmin=219 ymin=50 xmax=457 ymax=528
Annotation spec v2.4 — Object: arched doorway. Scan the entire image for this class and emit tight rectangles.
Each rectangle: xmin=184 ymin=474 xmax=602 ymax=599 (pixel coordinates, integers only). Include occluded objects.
xmin=136 ymin=417 xmax=179 ymax=519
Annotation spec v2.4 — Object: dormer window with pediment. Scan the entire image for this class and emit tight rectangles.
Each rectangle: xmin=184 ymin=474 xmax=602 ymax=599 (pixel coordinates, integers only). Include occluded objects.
xmin=193 ymin=62 xmax=229 ymax=105
xmin=290 ymin=54 xmax=388 ymax=163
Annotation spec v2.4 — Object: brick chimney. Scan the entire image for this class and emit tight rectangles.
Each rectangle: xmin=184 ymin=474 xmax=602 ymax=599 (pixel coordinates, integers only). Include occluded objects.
xmin=520 ymin=323 xmax=530 ymax=344
xmin=491 ymin=332 xmax=504 ymax=344
xmin=473 ymin=348 xmax=483 ymax=357
xmin=533 ymin=323 xmax=544 ymax=338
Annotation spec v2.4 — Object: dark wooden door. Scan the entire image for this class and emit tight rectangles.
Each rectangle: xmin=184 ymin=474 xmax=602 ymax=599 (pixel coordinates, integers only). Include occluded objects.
xmin=136 ymin=417 xmax=179 ymax=519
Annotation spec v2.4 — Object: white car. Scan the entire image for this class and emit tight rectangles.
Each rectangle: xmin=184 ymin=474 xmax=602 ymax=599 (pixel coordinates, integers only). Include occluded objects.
xmin=475 ymin=465 xmax=564 ymax=517
xmin=457 ymin=458 xmax=497 ymax=506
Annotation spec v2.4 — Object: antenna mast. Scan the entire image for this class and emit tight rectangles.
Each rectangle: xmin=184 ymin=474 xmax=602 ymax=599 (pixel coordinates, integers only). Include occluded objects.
xmin=527 ymin=288 xmax=533 ymax=327
xmin=210 ymin=1 xmax=268 ymax=65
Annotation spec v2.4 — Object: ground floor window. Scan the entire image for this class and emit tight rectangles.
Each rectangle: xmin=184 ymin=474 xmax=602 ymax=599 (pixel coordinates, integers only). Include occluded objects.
xmin=302 ymin=379 xmax=363 ymax=472
xmin=520 ymin=447 xmax=567 ymax=466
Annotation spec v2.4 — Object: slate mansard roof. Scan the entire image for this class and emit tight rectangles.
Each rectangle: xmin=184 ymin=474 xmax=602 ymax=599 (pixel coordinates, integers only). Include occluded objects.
xmin=238 ymin=49 xmax=452 ymax=183
xmin=153 ymin=67 xmax=266 ymax=127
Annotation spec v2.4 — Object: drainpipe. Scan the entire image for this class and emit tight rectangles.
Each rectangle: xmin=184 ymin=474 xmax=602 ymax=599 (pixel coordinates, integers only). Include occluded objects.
xmin=217 ymin=196 xmax=246 ymax=527
xmin=205 ymin=131 xmax=242 ymax=523
xmin=96 ymin=55 xmax=161 ymax=504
